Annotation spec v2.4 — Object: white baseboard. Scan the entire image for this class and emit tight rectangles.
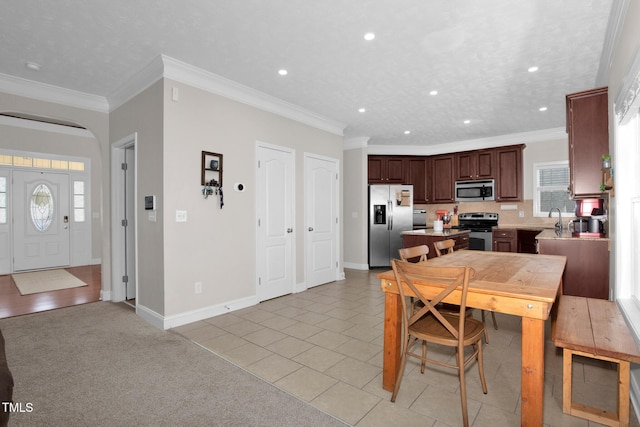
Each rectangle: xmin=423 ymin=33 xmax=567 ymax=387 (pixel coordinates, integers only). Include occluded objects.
xmin=343 ymin=262 xmax=369 ymax=270
xmin=135 ymin=304 xmax=165 ymax=329
xmin=135 ymin=296 xmax=259 ymax=330
xmin=294 ymin=281 xmax=307 ymax=294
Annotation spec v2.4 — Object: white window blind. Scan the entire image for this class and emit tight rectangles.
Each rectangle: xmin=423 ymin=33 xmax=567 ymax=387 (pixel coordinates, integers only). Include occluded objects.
xmin=534 ymin=161 xmax=575 ymax=216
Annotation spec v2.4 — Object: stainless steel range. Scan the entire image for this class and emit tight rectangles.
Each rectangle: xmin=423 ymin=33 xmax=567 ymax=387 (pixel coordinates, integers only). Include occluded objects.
xmin=457 ymin=212 xmax=499 ymax=251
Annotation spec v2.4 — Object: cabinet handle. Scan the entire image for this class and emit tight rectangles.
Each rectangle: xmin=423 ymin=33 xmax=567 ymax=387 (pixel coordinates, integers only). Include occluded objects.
xmin=287 ymin=228 xmax=293 ymax=233
xmin=308 ymin=227 xmax=314 ymax=232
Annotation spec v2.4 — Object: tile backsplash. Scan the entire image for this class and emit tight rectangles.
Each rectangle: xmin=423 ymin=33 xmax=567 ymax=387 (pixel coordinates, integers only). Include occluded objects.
xmin=414 ymin=200 xmax=565 ymax=229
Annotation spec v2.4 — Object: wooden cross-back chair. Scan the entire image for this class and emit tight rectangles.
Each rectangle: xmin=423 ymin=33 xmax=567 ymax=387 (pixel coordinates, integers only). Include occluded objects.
xmin=432 ymin=239 xmax=499 ymax=335
xmin=390 ymin=259 xmax=488 ymax=427
xmin=398 ymin=245 xmax=429 ymax=263
xmin=433 ymin=238 xmax=455 ymax=257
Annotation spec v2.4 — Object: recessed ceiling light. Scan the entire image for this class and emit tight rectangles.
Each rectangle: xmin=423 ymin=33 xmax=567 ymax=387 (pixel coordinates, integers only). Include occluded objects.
xmin=404 ymin=130 xmax=411 ymax=135
xmin=528 ymin=66 xmax=539 ymax=73
xmin=358 ymin=108 xmax=366 ymax=113
xmin=429 ymin=90 xmax=438 ymax=96
xmin=25 ymin=61 xmax=41 ymax=71
xmin=463 ymin=120 xmax=471 ymax=124
xmin=539 ymin=106 xmax=548 ymax=112
xmin=364 ymin=33 xmax=375 ymax=41
xmin=278 ymin=69 xmax=288 ymax=76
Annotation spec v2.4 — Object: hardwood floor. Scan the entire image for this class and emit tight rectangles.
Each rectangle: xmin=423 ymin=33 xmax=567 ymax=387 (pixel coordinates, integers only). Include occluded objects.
xmin=0 ymin=265 xmax=102 ymax=319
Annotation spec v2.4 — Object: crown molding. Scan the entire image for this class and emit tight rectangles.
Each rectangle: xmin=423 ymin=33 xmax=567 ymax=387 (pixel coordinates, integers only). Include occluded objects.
xmin=615 ymin=46 xmax=640 ymax=124
xmin=109 ymin=55 xmax=345 ymax=136
xmin=366 ymin=127 xmax=567 ymax=155
xmin=159 ymin=55 xmax=346 ymax=136
xmin=597 ymin=0 xmax=629 ymax=86
xmin=343 ymin=137 xmax=370 ymax=150
xmin=0 ymin=55 xmax=346 ymax=137
xmin=0 ymin=72 xmax=109 ymax=113
xmin=107 ymin=55 xmax=165 ymax=112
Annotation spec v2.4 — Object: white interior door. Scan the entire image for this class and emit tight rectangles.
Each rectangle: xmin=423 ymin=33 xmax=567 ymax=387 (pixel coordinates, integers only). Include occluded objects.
xmin=305 ymin=155 xmax=338 ymax=288
xmin=256 ymin=144 xmax=295 ymax=301
xmin=12 ymin=170 xmax=70 ymax=271
xmin=124 ymin=146 xmax=136 ymax=300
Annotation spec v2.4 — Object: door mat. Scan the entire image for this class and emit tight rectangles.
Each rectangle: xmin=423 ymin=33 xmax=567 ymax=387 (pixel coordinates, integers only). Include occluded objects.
xmin=12 ymin=269 xmax=88 ymax=295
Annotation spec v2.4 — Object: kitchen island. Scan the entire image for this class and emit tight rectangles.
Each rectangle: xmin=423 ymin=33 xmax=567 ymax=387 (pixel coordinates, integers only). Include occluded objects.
xmin=401 ymin=229 xmax=470 ymax=259
xmin=537 ymin=229 xmax=610 ymax=299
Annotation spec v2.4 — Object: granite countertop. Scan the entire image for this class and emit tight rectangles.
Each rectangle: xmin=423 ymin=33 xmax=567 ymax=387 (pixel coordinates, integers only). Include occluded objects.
xmin=535 ymin=228 xmax=610 ymax=241
xmin=402 ymin=228 xmax=469 ymax=237
xmin=493 ymin=224 xmax=552 ymax=231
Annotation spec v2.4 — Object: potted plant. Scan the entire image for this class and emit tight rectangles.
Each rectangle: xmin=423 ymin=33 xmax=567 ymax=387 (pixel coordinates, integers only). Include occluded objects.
xmin=602 ymin=154 xmax=611 ymax=168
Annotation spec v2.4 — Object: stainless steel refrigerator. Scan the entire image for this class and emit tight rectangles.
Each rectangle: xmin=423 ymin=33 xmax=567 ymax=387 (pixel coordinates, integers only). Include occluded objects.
xmin=368 ymin=184 xmax=414 ymax=267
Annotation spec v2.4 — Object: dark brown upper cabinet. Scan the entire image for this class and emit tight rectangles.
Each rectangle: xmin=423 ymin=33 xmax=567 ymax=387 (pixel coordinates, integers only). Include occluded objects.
xmin=495 ymin=145 xmax=524 ymax=202
xmin=455 ymin=149 xmax=495 ymax=181
xmin=405 ymin=157 xmax=430 ymax=204
xmin=367 ymin=156 xmax=406 ymax=184
xmin=431 ymin=154 xmax=456 ymax=203
xmin=566 ymin=87 xmax=609 ymax=198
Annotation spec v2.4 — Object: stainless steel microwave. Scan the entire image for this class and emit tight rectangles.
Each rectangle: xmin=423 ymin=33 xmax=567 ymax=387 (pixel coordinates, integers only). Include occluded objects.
xmin=455 ymin=179 xmax=495 ymax=202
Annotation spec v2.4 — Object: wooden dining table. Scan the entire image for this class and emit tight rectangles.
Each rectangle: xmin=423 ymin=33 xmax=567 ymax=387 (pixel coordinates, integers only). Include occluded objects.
xmin=378 ymin=250 xmax=566 ymax=427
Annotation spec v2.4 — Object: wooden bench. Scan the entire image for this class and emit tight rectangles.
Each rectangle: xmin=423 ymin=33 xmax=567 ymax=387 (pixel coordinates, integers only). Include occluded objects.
xmin=553 ymin=295 xmax=640 ymax=427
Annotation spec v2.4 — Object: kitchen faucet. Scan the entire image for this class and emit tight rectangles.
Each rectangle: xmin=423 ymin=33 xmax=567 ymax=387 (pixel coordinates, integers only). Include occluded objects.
xmin=548 ymin=207 xmax=562 ymax=230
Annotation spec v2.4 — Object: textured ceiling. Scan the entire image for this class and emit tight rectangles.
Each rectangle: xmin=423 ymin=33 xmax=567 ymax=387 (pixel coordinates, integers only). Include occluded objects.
xmin=0 ymin=0 xmax=613 ymax=146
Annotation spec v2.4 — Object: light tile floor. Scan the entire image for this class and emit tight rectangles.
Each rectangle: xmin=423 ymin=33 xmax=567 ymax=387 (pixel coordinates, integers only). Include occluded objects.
xmin=174 ymin=268 xmax=640 ymax=426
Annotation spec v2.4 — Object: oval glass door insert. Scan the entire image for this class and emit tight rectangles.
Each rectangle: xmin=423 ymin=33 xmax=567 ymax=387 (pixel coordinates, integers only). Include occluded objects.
xmin=31 ymin=183 xmax=54 ymax=232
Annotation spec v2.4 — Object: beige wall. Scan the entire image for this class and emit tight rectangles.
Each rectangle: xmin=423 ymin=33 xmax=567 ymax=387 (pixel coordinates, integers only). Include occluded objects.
xmin=110 ymin=80 xmax=166 ymax=315
xmin=161 ymin=79 xmax=343 ymax=317
xmin=343 ymin=146 xmax=368 ymax=269
xmin=111 ymin=78 xmax=344 ymax=320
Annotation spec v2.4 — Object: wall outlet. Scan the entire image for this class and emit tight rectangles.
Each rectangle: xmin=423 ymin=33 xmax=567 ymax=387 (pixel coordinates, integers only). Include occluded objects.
xmin=195 ymin=281 xmax=202 ymax=294
xmin=519 ymin=211 xmax=525 ymax=218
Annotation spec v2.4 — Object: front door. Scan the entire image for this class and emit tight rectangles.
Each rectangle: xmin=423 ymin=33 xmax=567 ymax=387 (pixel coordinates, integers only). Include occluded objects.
xmin=305 ymin=155 xmax=338 ymax=287
xmin=12 ymin=170 xmax=70 ymax=271
xmin=256 ymin=144 xmax=295 ymax=301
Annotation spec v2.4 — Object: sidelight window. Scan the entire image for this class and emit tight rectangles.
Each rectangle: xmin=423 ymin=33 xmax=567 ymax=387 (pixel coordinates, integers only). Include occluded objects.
xmin=0 ymin=177 xmax=6 ymax=224
xmin=73 ymin=180 xmax=85 ymax=222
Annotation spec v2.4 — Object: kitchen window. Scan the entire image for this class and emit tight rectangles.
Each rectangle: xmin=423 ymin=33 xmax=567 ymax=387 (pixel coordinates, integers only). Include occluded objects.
xmin=533 ymin=161 xmax=575 ymax=217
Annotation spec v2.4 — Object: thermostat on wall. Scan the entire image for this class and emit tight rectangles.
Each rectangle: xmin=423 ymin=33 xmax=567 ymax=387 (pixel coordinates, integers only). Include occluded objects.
xmin=144 ymin=195 xmax=156 ymax=211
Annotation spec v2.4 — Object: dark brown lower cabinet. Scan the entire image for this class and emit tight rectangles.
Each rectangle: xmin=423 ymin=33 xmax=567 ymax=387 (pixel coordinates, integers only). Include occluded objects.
xmin=492 ymin=229 xmax=517 ymax=252
xmin=517 ymin=230 xmax=540 ymax=254
xmin=537 ymin=238 xmax=609 ymax=299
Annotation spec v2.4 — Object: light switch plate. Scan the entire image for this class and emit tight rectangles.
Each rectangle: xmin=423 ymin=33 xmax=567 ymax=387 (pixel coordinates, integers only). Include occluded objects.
xmin=175 ymin=210 xmax=187 ymax=222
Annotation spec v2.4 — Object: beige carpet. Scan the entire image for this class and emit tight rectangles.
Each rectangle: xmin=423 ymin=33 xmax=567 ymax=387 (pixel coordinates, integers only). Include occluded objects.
xmin=0 ymin=302 xmax=347 ymax=426
xmin=12 ymin=269 xmax=88 ymax=295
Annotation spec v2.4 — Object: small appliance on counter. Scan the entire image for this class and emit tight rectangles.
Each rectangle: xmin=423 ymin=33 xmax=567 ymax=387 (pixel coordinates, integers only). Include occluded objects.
xmin=435 ymin=209 xmax=451 ymax=228
xmin=413 ymin=209 xmax=427 ymax=229
xmin=570 ymin=198 xmax=606 ymax=238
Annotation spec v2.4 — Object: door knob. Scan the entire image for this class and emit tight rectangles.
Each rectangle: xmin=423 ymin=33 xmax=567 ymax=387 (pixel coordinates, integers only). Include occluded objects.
xmin=287 ymin=228 xmax=293 ymax=233
xmin=308 ymin=227 xmax=314 ymax=231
